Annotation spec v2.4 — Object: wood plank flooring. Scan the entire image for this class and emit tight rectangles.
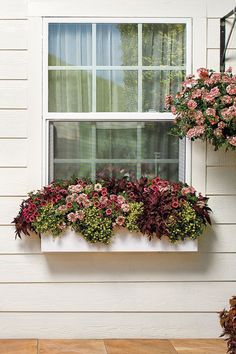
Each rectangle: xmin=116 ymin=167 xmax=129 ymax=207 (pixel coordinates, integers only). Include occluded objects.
xmin=0 ymin=339 xmax=227 ymax=354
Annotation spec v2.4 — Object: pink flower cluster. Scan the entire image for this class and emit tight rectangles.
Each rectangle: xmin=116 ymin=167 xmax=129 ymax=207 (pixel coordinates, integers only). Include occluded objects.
xmin=166 ymin=68 xmax=236 ymax=150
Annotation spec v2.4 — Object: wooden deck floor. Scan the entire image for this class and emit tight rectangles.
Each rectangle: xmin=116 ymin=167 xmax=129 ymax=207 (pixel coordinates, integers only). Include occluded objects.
xmin=0 ymin=339 xmax=227 ymax=354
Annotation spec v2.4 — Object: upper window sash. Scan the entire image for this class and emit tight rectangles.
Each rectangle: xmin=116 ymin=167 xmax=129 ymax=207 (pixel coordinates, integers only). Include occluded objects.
xmin=43 ymin=17 xmax=191 ymax=119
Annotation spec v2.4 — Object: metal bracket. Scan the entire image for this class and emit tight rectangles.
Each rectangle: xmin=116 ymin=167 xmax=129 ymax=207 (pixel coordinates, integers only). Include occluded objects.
xmin=220 ymin=7 xmax=236 ymax=72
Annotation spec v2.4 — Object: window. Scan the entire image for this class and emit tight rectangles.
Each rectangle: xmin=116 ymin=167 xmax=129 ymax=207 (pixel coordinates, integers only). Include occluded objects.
xmin=44 ymin=19 xmax=190 ymax=183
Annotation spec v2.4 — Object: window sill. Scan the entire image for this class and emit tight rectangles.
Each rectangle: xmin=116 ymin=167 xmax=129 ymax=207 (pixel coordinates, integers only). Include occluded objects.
xmin=41 ymin=229 xmax=198 ymax=252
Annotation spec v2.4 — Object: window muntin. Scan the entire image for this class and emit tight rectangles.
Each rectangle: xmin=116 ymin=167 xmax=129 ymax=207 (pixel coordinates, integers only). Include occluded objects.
xmin=48 ymin=22 xmax=186 ymax=113
xmin=45 ymin=19 xmax=189 ymax=183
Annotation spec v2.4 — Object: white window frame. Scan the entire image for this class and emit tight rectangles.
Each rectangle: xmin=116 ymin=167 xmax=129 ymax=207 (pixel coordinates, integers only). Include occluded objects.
xmin=42 ymin=17 xmax=192 ymax=184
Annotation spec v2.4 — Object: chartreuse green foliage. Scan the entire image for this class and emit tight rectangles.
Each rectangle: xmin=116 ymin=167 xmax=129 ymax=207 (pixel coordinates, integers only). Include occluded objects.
xmin=13 ymin=177 xmax=211 ymax=244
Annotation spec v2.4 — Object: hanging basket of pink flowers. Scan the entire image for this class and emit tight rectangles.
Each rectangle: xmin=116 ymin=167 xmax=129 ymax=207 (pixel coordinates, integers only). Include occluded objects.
xmin=165 ymin=67 xmax=236 ymax=151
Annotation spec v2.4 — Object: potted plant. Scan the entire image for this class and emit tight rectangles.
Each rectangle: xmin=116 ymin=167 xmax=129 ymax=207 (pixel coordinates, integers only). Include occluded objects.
xmin=220 ymin=296 xmax=236 ymax=353
xmin=165 ymin=67 xmax=236 ymax=151
xmin=13 ymin=177 xmax=211 ymax=252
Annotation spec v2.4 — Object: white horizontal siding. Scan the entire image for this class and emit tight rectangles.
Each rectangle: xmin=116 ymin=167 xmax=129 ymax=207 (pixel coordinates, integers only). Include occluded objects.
xmin=0 ymin=313 xmax=222 ymax=339
xmin=207 ymin=144 xmax=236 ymax=166
xmin=0 ymin=168 xmax=28 ymax=195
xmin=200 ymin=224 xmax=236 ymax=252
xmin=0 ymin=81 xmax=27 ymax=109
xmin=207 ymin=19 xmax=220 ymax=48
xmin=0 ymin=253 xmax=235 ymax=282
xmin=207 ymin=167 xmax=236 ymax=195
xmin=0 ymin=51 xmax=27 ymax=79
xmin=0 ymin=140 xmax=27 ymax=167
xmin=0 ymin=20 xmax=27 ymax=49
xmin=0 ymin=0 xmax=28 ymax=19
xmin=209 ymin=196 xmax=236 ymax=223
xmin=28 ymin=0 xmax=207 ymax=17
xmin=0 ymin=197 xmax=25 ymax=225
xmin=0 ymin=110 xmax=27 ymax=138
xmin=0 ymin=226 xmax=40 ymax=254
xmin=0 ymin=282 xmax=233 ymax=312
xmin=207 ymin=49 xmax=220 ymax=71
xmin=206 ymin=0 xmax=235 ymax=18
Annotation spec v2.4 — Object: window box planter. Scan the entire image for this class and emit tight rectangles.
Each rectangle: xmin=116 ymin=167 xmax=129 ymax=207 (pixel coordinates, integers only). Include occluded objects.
xmin=41 ymin=229 xmax=198 ymax=252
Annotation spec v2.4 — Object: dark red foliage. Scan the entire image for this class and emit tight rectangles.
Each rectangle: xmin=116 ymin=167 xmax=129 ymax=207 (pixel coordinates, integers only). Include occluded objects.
xmin=220 ymin=296 xmax=236 ymax=353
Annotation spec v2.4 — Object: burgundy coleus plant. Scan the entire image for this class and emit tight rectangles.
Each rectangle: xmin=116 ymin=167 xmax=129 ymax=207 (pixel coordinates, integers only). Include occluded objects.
xmin=13 ymin=177 xmax=211 ymax=244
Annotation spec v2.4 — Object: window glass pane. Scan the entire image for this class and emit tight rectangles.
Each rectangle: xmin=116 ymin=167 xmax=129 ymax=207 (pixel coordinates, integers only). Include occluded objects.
xmin=48 ymin=23 xmax=92 ymax=66
xmin=141 ymin=121 xmax=178 ymax=159
xmin=142 ymin=23 xmax=186 ymax=66
xmin=96 ymin=122 xmax=137 ymax=159
xmin=50 ymin=121 xmax=181 ymax=182
xmin=96 ymin=24 xmax=138 ymax=66
xmin=96 ymin=70 xmax=138 ymax=112
xmin=48 ymin=70 xmax=92 ymax=112
xmin=53 ymin=122 xmax=93 ymax=159
xmin=54 ymin=163 xmax=92 ymax=180
xmin=142 ymin=70 xmax=184 ymax=112
xmin=141 ymin=163 xmax=179 ymax=180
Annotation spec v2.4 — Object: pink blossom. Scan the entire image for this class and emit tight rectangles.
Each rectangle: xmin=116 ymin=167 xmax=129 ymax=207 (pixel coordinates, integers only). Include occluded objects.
xmin=94 ymin=183 xmax=102 ymax=191
xmin=75 ymin=210 xmax=85 ymax=220
xmin=58 ymin=205 xmax=67 ymax=213
xmin=105 ymin=208 xmax=112 ymax=216
xmin=218 ymin=121 xmax=226 ymax=129
xmin=171 ymin=106 xmax=177 ymax=115
xmin=117 ymin=195 xmax=125 ymax=204
xmin=191 ymin=89 xmax=202 ymax=99
xmin=226 ymin=84 xmax=236 ymax=95
xmin=209 ymin=87 xmax=220 ymax=97
xmin=186 ymin=126 xmax=205 ymax=138
xmin=197 ymin=68 xmax=209 ymax=80
xmin=164 ymin=95 xmax=174 ymax=109
xmin=101 ymin=188 xmax=108 ymax=196
xmin=221 ymin=95 xmax=232 ymax=105
xmin=68 ymin=184 xmax=83 ymax=193
xmin=181 ymin=186 xmax=195 ymax=195
xmin=67 ymin=212 xmax=77 ymax=222
xmin=66 ymin=202 xmax=73 ymax=209
xmin=187 ymin=100 xmax=197 ymax=110
xmin=205 ymin=108 xmax=216 ymax=117
xmin=227 ymin=136 xmax=236 ymax=147
xmin=116 ymin=216 xmax=125 ymax=226
xmin=121 ymin=203 xmax=130 ymax=212
xmin=214 ymin=128 xmax=223 ymax=137
xmin=110 ymin=194 xmax=118 ymax=202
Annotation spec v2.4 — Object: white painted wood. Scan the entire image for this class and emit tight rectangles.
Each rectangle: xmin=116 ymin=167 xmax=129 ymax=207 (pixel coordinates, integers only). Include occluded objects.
xmin=207 ymin=144 xmax=236 ymax=166
xmin=191 ymin=140 xmax=206 ymax=194
xmin=207 ymin=49 xmax=220 ymax=71
xmin=0 ymin=0 xmax=28 ymax=19
xmin=41 ymin=230 xmax=198 ymax=253
xmin=0 ymin=253 xmax=235 ymax=282
xmin=0 ymin=139 xmax=27 ymax=167
xmin=0 ymin=168 xmax=28 ymax=195
xmin=0 ymin=51 xmax=27 ymax=79
xmin=0 ymin=81 xmax=27 ymax=109
xmin=199 ymin=224 xmax=236 ymax=252
xmin=206 ymin=0 xmax=235 ymax=18
xmin=225 ymin=49 xmax=236 ymax=69
xmin=28 ymin=0 xmax=207 ymax=17
xmin=208 ymin=196 xmax=236 ymax=224
xmin=0 ymin=197 xmax=25 ymax=225
xmin=0 ymin=282 xmax=234 ymax=312
xmin=207 ymin=167 xmax=236 ymax=195
xmin=27 ymin=17 xmax=43 ymax=190
xmin=0 ymin=313 xmax=222 ymax=339
xmin=3 ymin=224 xmax=236 ymax=254
xmin=192 ymin=17 xmax=207 ymax=72
xmin=0 ymin=110 xmax=27 ymax=138
xmin=0 ymin=226 xmax=40 ymax=254
xmin=0 ymin=20 xmax=27 ymax=49
xmin=207 ymin=19 xmax=220 ymax=49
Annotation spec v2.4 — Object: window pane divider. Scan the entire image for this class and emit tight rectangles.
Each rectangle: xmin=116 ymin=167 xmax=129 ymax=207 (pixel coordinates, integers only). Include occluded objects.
xmin=48 ymin=65 xmax=185 ymax=71
xmin=53 ymin=158 xmax=179 ymax=164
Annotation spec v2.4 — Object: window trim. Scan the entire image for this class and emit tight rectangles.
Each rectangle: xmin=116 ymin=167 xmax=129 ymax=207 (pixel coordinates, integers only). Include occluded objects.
xmin=42 ymin=17 xmax=192 ymax=184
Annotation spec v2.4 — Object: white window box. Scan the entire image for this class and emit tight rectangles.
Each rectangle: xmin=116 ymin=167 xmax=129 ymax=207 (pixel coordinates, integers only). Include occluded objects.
xmin=41 ymin=229 xmax=198 ymax=252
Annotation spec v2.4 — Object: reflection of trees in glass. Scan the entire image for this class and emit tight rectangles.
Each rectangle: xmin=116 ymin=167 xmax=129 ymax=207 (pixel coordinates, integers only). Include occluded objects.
xmin=142 ymin=24 xmax=186 ymax=66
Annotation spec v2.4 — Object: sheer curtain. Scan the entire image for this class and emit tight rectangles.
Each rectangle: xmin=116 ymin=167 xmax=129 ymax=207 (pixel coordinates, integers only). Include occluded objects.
xmin=48 ymin=23 xmax=185 ymax=181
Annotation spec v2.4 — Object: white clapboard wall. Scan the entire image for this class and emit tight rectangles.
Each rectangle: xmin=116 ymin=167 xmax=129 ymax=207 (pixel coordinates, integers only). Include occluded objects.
xmin=0 ymin=0 xmax=235 ymax=339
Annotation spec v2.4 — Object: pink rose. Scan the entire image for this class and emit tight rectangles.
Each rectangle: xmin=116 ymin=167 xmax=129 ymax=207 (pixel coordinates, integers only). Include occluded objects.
xmin=187 ymin=100 xmax=197 ymax=110
xmin=105 ymin=208 xmax=112 ymax=216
